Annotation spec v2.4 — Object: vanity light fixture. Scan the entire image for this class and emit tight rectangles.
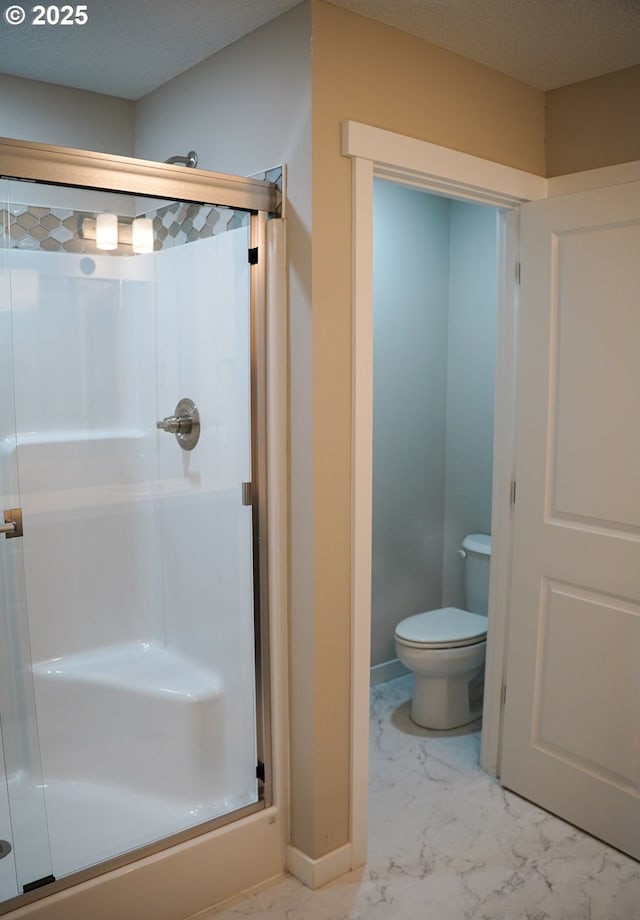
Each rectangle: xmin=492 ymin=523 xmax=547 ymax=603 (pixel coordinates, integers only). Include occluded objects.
xmin=82 ymin=214 xmax=154 ymax=254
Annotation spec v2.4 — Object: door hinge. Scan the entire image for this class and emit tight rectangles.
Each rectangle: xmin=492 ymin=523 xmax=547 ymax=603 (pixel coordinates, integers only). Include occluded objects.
xmin=248 ymin=246 xmax=259 ymax=264
xmin=515 ymin=260 xmax=521 ymax=284
xmin=510 ymin=480 xmax=517 ymax=506
xmin=256 ymin=761 xmax=265 ymax=782
xmin=242 ymin=482 xmax=253 ymax=506
xmin=501 ymin=684 xmax=507 ymax=706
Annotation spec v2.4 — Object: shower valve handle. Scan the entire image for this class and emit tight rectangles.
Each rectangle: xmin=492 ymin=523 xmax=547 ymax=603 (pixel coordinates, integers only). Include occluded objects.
xmin=156 ymin=414 xmax=193 ymax=434
xmin=156 ymin=398 xmax=200 ymax=451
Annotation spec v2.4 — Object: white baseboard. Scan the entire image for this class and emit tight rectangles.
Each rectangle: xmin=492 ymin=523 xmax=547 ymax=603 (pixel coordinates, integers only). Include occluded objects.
xmin=286 ymin=843 xmax=352 ymax=890
xmin=370 ymin=658 xmax=410 ymax=686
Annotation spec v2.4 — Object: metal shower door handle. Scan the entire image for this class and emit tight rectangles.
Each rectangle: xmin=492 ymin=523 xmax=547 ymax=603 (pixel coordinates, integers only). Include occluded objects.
xmin=156 ymin=398 xmax=200 ymax=451
xmin=2 ymin=508 xmax=23 ymax=538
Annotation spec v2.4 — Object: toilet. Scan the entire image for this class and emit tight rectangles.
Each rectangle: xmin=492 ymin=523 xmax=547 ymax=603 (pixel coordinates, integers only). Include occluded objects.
xmin=394 ymin=534 xmax=491 ymax=730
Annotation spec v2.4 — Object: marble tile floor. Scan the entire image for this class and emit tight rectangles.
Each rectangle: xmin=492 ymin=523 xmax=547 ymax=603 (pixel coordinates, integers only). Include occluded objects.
xmin=192 ymin=675 xmax=640 ymax=920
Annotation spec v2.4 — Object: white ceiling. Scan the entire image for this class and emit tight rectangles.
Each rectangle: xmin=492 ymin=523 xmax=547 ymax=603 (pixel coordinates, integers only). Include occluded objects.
xmin=0 ymin=0 xmax=303 ymax=100
xmin=0 ymin=0 xmax=638 ymax=100
xmin=329 ymin=0 xmax=640 ymax=90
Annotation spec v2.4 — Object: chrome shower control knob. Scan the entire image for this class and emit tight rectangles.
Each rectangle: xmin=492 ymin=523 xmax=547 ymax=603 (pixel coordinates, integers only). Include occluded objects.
xmin=157 ymin=415 xmax=192 ymax=434
xmin=156 ymin=398 xmax=200 ymax=450
xmin=156 ymin=416 xmax=178 ymax=433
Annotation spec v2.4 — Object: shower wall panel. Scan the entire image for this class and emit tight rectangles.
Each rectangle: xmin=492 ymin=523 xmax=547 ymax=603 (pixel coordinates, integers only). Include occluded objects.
xmin=8 ymin=249 xmax=160 ymax=662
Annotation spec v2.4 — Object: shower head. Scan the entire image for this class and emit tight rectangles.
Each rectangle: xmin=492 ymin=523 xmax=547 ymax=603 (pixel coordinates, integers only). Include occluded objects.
xmin=164 ymin=150 xmax=198 ymax=168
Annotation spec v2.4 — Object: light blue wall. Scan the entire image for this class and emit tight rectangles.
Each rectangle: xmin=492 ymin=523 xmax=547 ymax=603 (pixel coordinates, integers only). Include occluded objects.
xmin=372 ymin=182 xmax=497 ymax=666
xmin=442 ymin=200 xmax=497 ymax=608
xmin=372 ymin=181 xmax=450 ymax=667
xmin=0 ymin=74 xmax=135 ymax=155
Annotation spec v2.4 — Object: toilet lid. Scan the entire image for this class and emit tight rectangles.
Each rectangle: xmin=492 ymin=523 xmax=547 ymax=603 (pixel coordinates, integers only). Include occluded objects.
xmin=394 ymin=607 xmax=487 ymax=649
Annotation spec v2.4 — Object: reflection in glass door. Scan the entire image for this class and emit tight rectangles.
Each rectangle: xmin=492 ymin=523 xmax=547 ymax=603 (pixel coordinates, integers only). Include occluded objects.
xmin=0 ymin=172 xmax=269 ymax=905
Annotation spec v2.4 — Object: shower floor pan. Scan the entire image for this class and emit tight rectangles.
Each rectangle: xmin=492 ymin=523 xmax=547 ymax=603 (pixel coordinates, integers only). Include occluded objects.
xmin=6 ymin=771 xmax=255 ymax=882
xmin=45 ymin=777 xmax=238 ymax=880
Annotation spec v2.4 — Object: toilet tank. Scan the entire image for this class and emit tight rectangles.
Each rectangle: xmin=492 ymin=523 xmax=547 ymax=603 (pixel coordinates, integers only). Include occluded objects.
xmin=462 ymin=534 xmax=491 ymax=615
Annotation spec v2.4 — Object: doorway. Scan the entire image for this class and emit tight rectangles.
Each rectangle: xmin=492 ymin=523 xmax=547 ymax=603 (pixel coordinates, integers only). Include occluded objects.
xmin=343 ymin=120 xmax=546 ymax=867
xmin=371 ymin=180 xmax=498 ymax=688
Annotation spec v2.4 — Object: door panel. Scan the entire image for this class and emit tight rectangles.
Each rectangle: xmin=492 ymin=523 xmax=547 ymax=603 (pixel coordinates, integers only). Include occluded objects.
xmin=550 ymin=222 xmax=640 ymax=529
xmin=501 ymin=181 xmax=640 ymax=859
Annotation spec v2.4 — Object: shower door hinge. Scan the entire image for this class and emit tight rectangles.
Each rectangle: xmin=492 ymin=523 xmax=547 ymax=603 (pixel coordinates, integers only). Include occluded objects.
xmin=242 ymin=482 xmax=253 ymax=506
xmin=515 ymin=260 xmax=521 ymax=284
xmin=501 ymin=684 xmax=507 ymax=706
xmin=256 ymin=761 xmax=265 ymax=783
xmin=510 ymin=480 xmax=517 ymax=506
xmin=248 ymin=246 xmax=259 ymax=264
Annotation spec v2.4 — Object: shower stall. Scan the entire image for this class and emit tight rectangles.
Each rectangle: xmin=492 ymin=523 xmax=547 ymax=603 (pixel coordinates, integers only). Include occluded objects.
xmin=0 ymin=139 xmax=278 ymax=912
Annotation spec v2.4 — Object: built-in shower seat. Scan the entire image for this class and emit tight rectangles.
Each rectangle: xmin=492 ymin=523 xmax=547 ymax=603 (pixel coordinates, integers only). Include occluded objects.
xmin=34 ymin=641 xmax=222 ymax=698
xmin=32 ymin=642 xmax=226 ymax=802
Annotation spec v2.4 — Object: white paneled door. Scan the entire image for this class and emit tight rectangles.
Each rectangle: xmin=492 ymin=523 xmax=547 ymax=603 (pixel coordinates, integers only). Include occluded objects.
xmin=500 ymin=180 xmax=640 ymax=860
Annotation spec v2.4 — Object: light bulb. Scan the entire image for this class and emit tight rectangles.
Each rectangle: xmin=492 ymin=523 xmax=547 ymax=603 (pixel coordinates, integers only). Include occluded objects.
xmin=132 ymin=217 xmax=154 ymax=254
xmin=96 ymin=212 xmax=118 ymax=251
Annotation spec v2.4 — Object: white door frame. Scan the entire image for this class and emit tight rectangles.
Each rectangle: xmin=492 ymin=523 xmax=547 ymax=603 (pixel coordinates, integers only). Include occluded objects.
xmin=342 ymin=120 xmax=548 ymax=868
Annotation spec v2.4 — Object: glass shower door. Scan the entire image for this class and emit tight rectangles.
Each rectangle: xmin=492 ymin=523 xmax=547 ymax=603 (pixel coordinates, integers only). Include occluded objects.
xmin=152 ymin=203 xmax=258 ymax=821
xmin=0 ymin=177 xmax=260 ymax=901
xmin=0 ymin=181 xmax=54 ymax=901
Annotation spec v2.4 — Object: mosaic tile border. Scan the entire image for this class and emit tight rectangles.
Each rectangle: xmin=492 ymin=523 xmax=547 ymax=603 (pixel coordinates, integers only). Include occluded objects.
xmin=147 ymin=202 xmax=249 ymax=252
xmin=0 ymin=164 xmax=283 ymax=255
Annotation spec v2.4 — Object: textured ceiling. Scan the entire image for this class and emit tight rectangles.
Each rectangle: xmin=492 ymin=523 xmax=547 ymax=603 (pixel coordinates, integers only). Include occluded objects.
xmin=0 ymin=0 xmax=303 ymax=99
xmin=0 ymin=0 xmax=638 ymax=99
xmin=328 ymin=0 xmax=640 ymax=90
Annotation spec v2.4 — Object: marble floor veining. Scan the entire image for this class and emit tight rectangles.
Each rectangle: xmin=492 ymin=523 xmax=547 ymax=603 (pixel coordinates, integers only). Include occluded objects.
xmin=192 ymin=675 xmax=640 ymax=920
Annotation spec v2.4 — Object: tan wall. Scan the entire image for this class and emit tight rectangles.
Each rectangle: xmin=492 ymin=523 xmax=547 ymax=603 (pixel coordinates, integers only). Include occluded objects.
xmin=304 ymin=0 xmax=545 ymax=859
xmin=546 ymin=65 xmax=640 ymax=177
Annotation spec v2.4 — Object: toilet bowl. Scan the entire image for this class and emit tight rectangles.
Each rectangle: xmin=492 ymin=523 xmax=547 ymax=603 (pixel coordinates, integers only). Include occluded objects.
xmin=394 ymin=534 xmax=491 ymax=730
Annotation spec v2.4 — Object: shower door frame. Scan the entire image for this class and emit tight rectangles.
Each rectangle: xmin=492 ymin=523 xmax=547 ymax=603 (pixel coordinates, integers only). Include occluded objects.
xmin=0 ymin=136 xmax=279 ymax=912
